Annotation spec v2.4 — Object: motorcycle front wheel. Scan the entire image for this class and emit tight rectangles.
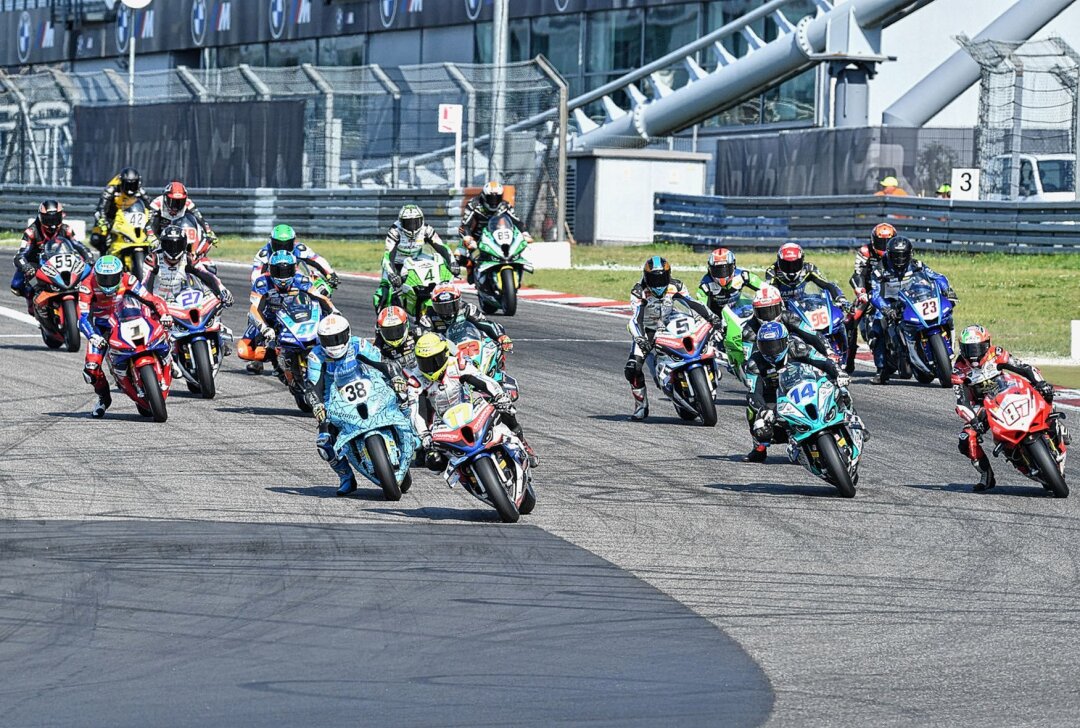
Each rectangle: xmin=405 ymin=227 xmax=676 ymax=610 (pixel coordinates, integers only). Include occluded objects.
xmin=363 ymin=433 xmax=402 ymax=501
xmin=192 ymin=339 xmax=216 ymax=400
xmin=928 ymin=332 xmax=952 ymax=388
xmin=472 ymin=456 xmax=519 ymax=523
xmin=817 ymin=432 xmax=855 ymax=498
xmin=138 ymin=363 xmax=168 ymax=423
xmin=687 ymin=367 xmax=718 ymax=427
xmin=1025 ymin=436 xmax=1068 ymax=498
xmin=61 ymin=298 xmax=81 ymax=352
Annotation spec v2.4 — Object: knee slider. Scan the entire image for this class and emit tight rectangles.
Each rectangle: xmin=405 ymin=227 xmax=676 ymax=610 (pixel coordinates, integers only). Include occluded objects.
xmin=623 ymin=358 xmax=643 ymax=385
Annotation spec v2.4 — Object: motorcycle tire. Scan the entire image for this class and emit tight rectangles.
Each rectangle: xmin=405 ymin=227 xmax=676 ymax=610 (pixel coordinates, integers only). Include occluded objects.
xmin=675 ymin=405 xmax=698 ymax=421
xmin=130 ymin=248 xmax=146 ymax=280
xmin=688 ymin=367 xmax=718 ymax=427
xmin=472 ymin=456 xmax=519 ymax=523
xmin=519 ymin=482 xmax=536 ymax=516
xmin=186 ymin=381 xmax=200 ymax=393
xmin=41 ymin=327 xmax=63 ymax=349
xmin=817 ymin=432 xmax=855 ymax=498
xmin=500 ymin=268 xmax=517 ymax=316
xmin=400 ymin=472 xmax=412 ymax=494
xmin=479 ymin=296 xmax=499 ymax=315
xmin=914 ymin=369 xmax=936 ymax=384
xmin=364 ymin=433 xmax=402 ymax=501
xmin=192 ymin=339 xmax=216 ymax=400
xmin=61 ymin=299 xmax=80 ymax=352
xmin=929 ymin=333 xmax=952 ymax=388
xmin=1025 ymin=436 xmax=1068 ymax=498
xmin=138 ymin=363 xmax=168 ymax=423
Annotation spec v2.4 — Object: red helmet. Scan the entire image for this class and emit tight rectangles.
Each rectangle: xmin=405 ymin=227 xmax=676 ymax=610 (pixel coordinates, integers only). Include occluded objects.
xmin=430 ymin=284 xmax=461 ymax=319
xmin=871 ymin=222 xmax=896 ymax=257
xmin=775 ymin=243 xmax=804 ymax=285
xmin=752 ymin=284 xmax=784 ymax=322
xmin=708 ymin=248 xmax=736 ymax=287
xmin=959 ymin=324 xmax=992 ymax=366
xmin=377 ymin=306 xmax=410 ymax=348
xmin=164 ymin=181 xmax=188 ymax=217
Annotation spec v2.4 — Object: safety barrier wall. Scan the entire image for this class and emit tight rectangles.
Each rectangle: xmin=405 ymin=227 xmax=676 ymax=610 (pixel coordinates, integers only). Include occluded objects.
xmin=654 ymin=193 xmax=1080 ymax=253
xmin=0 ymin=186 xmax=464 ymax=239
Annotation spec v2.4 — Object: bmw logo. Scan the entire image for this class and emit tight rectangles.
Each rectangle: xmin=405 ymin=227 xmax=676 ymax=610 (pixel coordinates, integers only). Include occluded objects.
xmin=191 ymin=0 xmax=207 ymax=46
xmin=379 ymin=0 xmax=397 ymax=29
xmin=554 ymin=0 xmax=570 ymax=10
xmin=269 ymin=0 xmax=286 ymax=39
xmin=464 ymin=0 xmax=482 ymax=21
xmin=116 ymin=7 xmax=131 ymax=53
xmin=17 ymin=11 xmax=32 ymax=63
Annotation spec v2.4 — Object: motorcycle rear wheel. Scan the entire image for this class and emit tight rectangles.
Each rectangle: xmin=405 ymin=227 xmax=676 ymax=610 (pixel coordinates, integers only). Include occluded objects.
xmin=472 ymin=456 xmax=519 ymax=523
xmin=364 ymin=434 xmax=402 ymax=501
xmin=138 ymin=363 xmax=168 ymax=423
xmin=817 ymin=432 xmax=855 ymax=498
xmin=192 ymin=339 xmax=216 ymax=400
xmin=929 ymin=333 xmax=952 ymax=388
xmin=61 ymin=298 xmax=80 ymax=352
xmin=688 ymin=367 xmax=718 ymax=427
xmin=1026 ymin=436 xmax=1068 ymax=498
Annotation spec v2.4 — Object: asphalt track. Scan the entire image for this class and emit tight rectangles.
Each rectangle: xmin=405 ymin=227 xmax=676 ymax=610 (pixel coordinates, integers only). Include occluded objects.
xmin=2 ymin=262 xmax=1079 ymax=726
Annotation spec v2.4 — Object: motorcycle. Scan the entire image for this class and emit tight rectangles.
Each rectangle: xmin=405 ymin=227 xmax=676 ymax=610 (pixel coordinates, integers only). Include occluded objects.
xmin=444 ymin=319 xmax=518 ymax=400
xmin=326 ymin=362 xmax=419 ymax=501
xmin=787 ymin=283 xmax=852 ymax=366
xmin=107 ymin=199 xmax=152 ymax=279
xmin=881 ymin=269 xmax=955 ymax=387
xmin=775 ymin=362 xmax=863 ymax=497
xmin=105 ymin=296 xmax=173 ymax=422
xmin=474 ymin=213 xmax=534 ymax=317
xmin=399 ymin=253 xmax=454 ymax=322
xmin=271 ymin=291 xmax=324 ymax=412
xmin=32 ymin=237 xmax=91 ymax=352
xmin=166 ymin=282 xmax=229 ymax=400
xmin=978 ymin=368 xmax=1069 ymax=497
xmin=431 ymin=400 xmax=536 ymax=523
xmin=648 ymin=306 xmax=722 ymax=426
xmin=172 ymin=212 xmax=216 ymax=269
xmin=721 ymin=294 xmax=756 ymax=388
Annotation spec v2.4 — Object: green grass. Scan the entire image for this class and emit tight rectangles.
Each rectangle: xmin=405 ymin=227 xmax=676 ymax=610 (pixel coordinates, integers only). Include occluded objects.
xmin=1036 ymin=365 xmax=1080 ymax=390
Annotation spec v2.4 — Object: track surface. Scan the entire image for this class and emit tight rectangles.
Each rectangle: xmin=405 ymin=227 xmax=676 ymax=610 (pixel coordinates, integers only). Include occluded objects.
xmin=2 ymin=263 xmax=1079 ymax=726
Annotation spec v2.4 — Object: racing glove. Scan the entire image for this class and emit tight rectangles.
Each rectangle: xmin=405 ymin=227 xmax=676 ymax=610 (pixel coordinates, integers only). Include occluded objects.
xmin=884 ymin=307 xmax=901 ymax=325
xmin=328 ymin=272 xmax=341 ymax=290
xmin=421 ymin=433 xmax=434 ymax=451
xmin=967 ymin=416 xmax=988 ymax=436
xmin=315 ymin=431 xmax=335 ymax=462
xmin=492 ymin=392 xmax=515 ymax=414
xmin=498 ymin=334 xmax=514 ymax=353
xmin=260 ymin=325 xmax=276 ymax=343
xmin=945 ymin=287 xmax=959 ymax=303
xmin=387 ymin=270 xmax=403 ymax=288
xmin=19 ymin=262 xmax=36 ymax=278
xmin=89 ymin=334 xmax=107 ymax=350
xmin=450 ymin=262 xmax=461 ymax=277
xmin=633 ymin=336 xmax=652 ymax=354
xmin=312 ymin=402 xmax=327 ymax=424
xmin=160 ymin=314 xmax=174 ymax=329
xmin=836 ymin=372 xmax=851 ymax=388
xmin=220 ymin=289 xmax=234 ymax=307
xmin=462 ymin=236 xmax=477 ymax=251
xmin=1036 ymin=380 xmax=1055 ymax=401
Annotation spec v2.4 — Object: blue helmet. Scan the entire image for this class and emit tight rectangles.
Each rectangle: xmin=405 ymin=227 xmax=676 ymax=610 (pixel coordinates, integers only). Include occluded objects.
xmin=93 ymin=255 xmax=124 ymax=293
xmin=757 ymin=321 xmax=790 ymax=364
xmin=268 ymin=250 xmax=297 ymax=290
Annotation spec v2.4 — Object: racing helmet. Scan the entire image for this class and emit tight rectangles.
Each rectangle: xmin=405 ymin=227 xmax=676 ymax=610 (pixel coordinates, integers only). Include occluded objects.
xmin=959 ymin=324 xmax=992 ymax=366
xmin=268 ymin=250 xmax=297 ymax=290
xmin=752 ymin=284 xmax=784 ymax=322
xmin=94 ymin=256 xmax=124 ymax=294
xmin=870 ymin=222 xmax=896 ymax=258
xmin=642 ymin=256 xmax=671 ymax=296
xmin=269 ymin=224 xmax=296 ymax=253
xmin=775 ymin=243 xmax=804 ymax=285
xmin=377 ymin=306 xmax=410 ymax=348
xmin=708 ymin=248 xmax=736 ymax=287
xmin=415 ymin=333 xmax=450 ymax=382
xmin=119 ymin=167 xmax=141 ymax=196
xmin=159 ymin=225 xmax=188 ymax=263
xmin=163 ymin=181 xmax=188 ymax=217
xmin=317 ymin=314 xmax=352 ymax=360
xmin=430 ymin=284 xmax=461 ymax=319
xmin=37 ymin=199 xmax=64 ymax=237
xmin=398 ymin=204 xmax=425 ymax=239
xmin=757 ymin=321 xmax=790 ymax=364
xmin=886 ymin=236 xmax=913 ymax=274
xmin=481 ymin=181 xmax=504 ymax=212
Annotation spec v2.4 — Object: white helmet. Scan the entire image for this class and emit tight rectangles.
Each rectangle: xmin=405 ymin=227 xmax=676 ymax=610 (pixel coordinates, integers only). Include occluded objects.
xmin=317 ymin=314 xmax=351 ymax=359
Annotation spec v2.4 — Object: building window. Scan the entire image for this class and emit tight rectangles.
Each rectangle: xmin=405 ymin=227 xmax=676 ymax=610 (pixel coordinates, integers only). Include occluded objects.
xmin=318 ymin=34 xmax=367 ymax=66
xmin=475 ymin=19 xmax=530 ymax=64
xmin=267 ymin=39 xmax=317 ymax=68
xmin=217 ymin=43 xmax=268 ymax=68
xmin=586 ymin=8 xmax=643 ymax=75
xmin=644 ymin=4 xmax=700 ymax=94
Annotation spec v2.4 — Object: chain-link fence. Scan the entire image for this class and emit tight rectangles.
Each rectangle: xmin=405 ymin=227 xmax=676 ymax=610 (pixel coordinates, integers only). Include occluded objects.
xmin=0 ymin=58 xmax=568 ymax=240
xmin=961 ymin=35 xmax=1080 ymax=200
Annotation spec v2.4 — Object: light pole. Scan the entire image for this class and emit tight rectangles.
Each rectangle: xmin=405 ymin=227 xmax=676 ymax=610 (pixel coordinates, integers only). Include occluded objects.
xmin=121 ymin=0 xmax=152 ymax=106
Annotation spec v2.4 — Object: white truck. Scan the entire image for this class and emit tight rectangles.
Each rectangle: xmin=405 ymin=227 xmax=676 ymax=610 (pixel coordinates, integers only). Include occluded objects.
xmin=986 ymin=153 xmax=1075 ymax=201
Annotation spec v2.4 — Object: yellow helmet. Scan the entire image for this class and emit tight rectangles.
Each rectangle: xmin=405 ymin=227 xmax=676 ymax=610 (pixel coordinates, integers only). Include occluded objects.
xmin=415 ymin=333 xmax=450 ymax=381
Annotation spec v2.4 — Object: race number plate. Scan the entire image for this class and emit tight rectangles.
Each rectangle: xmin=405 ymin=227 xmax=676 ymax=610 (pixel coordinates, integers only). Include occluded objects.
xmin=916 ymin=299 xmax=939 ymax=320
xmin=808 ymin=307 xmax=830 ymax=330
xmin=339 ymin=377 xmax=370 ymax=404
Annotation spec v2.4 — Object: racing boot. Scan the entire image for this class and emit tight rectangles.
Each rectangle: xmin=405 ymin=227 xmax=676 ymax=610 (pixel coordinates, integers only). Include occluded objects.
xmin=972 ymin=455 xmax=996 ymax=492
xmin=90 ymin=391 xmax=112 ymax=419
xmin=516 ymin=432 xmax=540 ymax=468
xmin=331 ymin=457 xmax=358 ymax=496
xmin=869 ymin=367 xmax=892 ymax=385
xmin=744 ymin=443 xmax=768 ymax=463
xmin=629 ymin=386 xmax=649 ymax=421
xmin=245 ymin=362 xmax=264 ymax=375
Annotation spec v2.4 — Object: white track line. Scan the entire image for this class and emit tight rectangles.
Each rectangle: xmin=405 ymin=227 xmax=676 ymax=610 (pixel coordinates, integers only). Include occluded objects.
xmin=0 ymin=304 xmax=38 ymax=326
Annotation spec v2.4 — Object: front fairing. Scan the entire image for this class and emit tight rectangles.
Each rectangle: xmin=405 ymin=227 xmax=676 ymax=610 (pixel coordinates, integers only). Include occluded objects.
xmin=775 ymin=365 xmax=845 ymax=444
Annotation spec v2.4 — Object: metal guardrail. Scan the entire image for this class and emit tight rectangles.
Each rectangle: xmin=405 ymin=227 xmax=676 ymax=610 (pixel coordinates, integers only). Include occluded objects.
xmin=654 ymin=193 xmax=1080 ymax=253
xmin=0 ymin=186 xmax=463 ymax=239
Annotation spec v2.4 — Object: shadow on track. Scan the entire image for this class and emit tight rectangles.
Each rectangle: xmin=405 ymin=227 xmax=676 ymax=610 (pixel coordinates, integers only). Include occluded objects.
xmin=705 ymin=481 xmax=845 ymax=497
xmin=218 ymin=405 xmax=309 ymax=418
xmin=904 ymin=481 xmax=1055 ymax=498
xmin=44 ymin=410 xmax=149 ymax=423
xmin=588 ymin=413 xmax=700 ymax=426
xmin=266 ymin=484 xmax=395 ymax=501
xmin=369 ymin=505 xmax=497 ymax=522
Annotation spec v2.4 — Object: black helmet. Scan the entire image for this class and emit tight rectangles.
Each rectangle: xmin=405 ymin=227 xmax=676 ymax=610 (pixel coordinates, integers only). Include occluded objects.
xmin=481 ymin=181 xmax=504 ymax=212
xmin=642 ymin=256 xmax=671 ymax=295
xmin=119 ymin=167 xmax=141 ymax=196
xmin=159 ymin=225 xmax=188 ymax=262
xmin=886 ymin=236 xmax=913 ymax=274
xmin=37 ymin=199 xmax=64 ymax=236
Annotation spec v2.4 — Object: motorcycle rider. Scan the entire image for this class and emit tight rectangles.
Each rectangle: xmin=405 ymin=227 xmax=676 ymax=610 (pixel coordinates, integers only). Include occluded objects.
xmin=743 ymin=284 xmax=830 ymax=357
xmin=147 ymin=181 xmax=218 ymax=243
xmin=695 ymin=247 xmax=764 ymax=318
xmin=408 ymin=332 xmax=538 ymax=468
xmin=952 ymin=324 xmax=1065 ymax=491
xmin=374 ymin=305 xmax=418 ymax=381
xmin=250 ymin=224 xmax=339 ymax=290
xmin=458 ymin=182 xmax=530 ymax=282
xmin=11 ymin=200 xmax=92 ymax=314
xmin=90 ymin=167 xmax=153 ymax=254
xmin=78 ymin=255 xmax=172 ymax=418
xmin=306 ymin=314 xmax=406 ymax=496
xmin=744 ymin=321 xmax=854 ymax=463
xmin=376 ymin=204 xmax=458 ymax=308
xmin=143 ymin=225 xmax=233 ymax=306
xmin=845 ymin=222 xmax=896 ymax=371
xmin=868 ymin=236 xmax=956 ymax=385
xmin=625 ymin=256 xmax=724 ymax=421
xmin=766 ymin=242 xmax=847 ymax=305
xmin=424 ymin=284 xmax=512 ymax=351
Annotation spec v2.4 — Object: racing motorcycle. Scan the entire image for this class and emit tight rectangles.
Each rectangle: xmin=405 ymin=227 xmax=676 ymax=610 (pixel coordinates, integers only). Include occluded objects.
xmin=326 ymin=360 xmax=419 ymax=501
xmin=474 ymin=213 xmax=533 ymax=317
xmin=399 ymin=253 xmax=454 ymax=322
xmin=787 ymin=283 xmax=852 ymax=366
xmin=444 ymin=319 xmax=518 ymax=400
xmin=431 ymin=400 xmax=536 ymax=523
xmin=32 ymin=237 xmax=91 ymax=352
xmin=649 ymin=307 xmax=722 ymax=426
xmin=172 ymin=212 xmax=216 ymax=268
xmin=977 ymin=368 xmax=1069 ymax=498
xmin=271 ymin=291 xmax=324 ymax=412
xmin=881 ymin=269 xmax=955 ymax=387
xmin=775 ymin=362 xmax=863 ymax=497
xmin=166 ymin=283 xmax=229 ymax=400
xmin=107 ymin=200 xmax=152 ymax=279
xmin=721 ymin=294 xmax=756 ymax=387
xmin=106 ymin=296 xmax=173 ymax=422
